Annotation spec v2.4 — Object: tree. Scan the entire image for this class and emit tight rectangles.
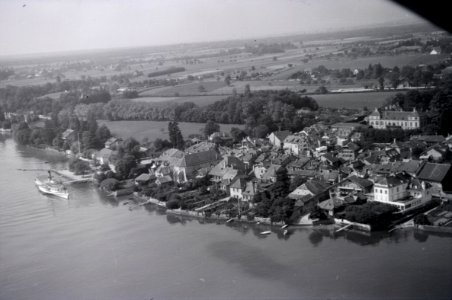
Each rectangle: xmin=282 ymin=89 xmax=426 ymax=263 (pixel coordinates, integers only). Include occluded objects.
xmin=168 ymin=121 xmax=184 ymax=150
xmin=230 ymin=127 xmax=246 ymax=143
xmin=52 ymin=135 xmax=64 ymax=149
xmin=166 ymin=198 xmax=180 ymax=209
xmin=14 ymin=122 xmax=31 ymax=145
xmin=244 ymin=84 xmax=251 ymax=97
xmin=378 ymin=77 xmax=385 ymax=90
xmin=414 ymin=214 xmax=431 ymax=225
xmin=115 ymin=154 xmax=137 ymax=179
xmin=389 ymin=71 xmax=400 ymax=89
xmin=315 ymin=86 xmax=328 ymax=94
xmin=204 ymin=120 xmax=220 ymax=137
xmin=154 ymin=138 xmax=172 ymax=152
xmin=253 ymin=124 xmax=270 ymax=138
xmin=100 ymin=178 xmax=119 ymax=191
xmin=198 ymin=85 xmax=206 ymax=93
xmin=81 ymin=131 xmax=96 ymax=150
xmin=224 ymin=75 xmax=231 ymax=86
xmin=69 ymin=158 xmax=91 ymax=175
xmin=95 ymin=125 xmax=111 ymax=145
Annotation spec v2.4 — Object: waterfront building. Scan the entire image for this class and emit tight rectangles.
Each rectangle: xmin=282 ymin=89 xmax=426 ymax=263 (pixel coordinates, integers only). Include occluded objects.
xmin=229 ymin=177 xmax=247 ymax=200
xmin=371 ymin=175 xmax=431 ymax=212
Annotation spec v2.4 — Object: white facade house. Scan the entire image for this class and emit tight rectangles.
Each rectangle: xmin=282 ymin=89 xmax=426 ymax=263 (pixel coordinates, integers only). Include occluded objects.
xmin=230 ymin=177 xmax=246 ymax=200
xmin=368 ymin=107 xmax=420 ymax=130
xmin=283 ymin=134 xmax=309 ymax=155
xmin=267 ymin=131 xmax=291 ymax=148
xmin=372 ymin=175 xmax=432 ymax=212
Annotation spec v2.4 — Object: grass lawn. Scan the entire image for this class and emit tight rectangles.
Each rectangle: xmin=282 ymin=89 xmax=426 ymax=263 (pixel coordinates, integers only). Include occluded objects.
xmin=99 ymin=120 xmax=244 ymax=142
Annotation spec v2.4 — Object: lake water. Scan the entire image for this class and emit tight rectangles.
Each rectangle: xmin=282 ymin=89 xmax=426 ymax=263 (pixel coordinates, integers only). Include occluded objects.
xmin=0 ymin=137 xmax=451 ymax=300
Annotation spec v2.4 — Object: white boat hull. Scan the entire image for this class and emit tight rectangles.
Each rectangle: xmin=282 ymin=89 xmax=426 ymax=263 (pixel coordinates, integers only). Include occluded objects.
xmin=37 ymin=184 xmax=69 ymax=199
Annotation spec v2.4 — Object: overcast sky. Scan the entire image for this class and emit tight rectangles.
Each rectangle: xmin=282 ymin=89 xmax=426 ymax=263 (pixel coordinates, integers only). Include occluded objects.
xmin=0 ymin=0 xmax=426 ymax=56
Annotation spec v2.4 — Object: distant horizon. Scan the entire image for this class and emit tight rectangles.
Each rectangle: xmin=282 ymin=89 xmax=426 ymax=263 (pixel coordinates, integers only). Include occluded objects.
xmin=0 ymin=0 xmax=429 ymax=58
xmin=0 ymin=19 xmax=430 ymax=61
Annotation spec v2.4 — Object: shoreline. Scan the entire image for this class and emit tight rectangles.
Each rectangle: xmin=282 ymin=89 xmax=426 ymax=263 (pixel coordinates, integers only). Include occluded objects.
xmin=13 ymin=137 xmax=452 ymax=237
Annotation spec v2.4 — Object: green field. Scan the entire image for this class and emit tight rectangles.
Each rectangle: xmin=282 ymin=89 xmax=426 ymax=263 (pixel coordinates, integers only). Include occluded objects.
xmin=139 ymin=81 xmax=227 ymax=97
xmin=272 ymin=53 xmax=448 ymax=80
xmin=312 ymin=91 xmax=402 ymax=109
xmin=99 ymin=120 xmax=244 ymax=142
xmin=131 ymin=95 xmax=227 ymax=106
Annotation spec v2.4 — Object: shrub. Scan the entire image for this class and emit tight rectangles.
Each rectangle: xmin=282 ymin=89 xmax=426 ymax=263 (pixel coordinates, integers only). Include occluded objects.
xmin=414 ymin=214 xmax=431 ymax=225
xmin=100 ymin=178 xmax=119 ymax=192
xmin=166 ymin=198 xmax=180 ymax=209
xmin=69 ymin=159 xmax=91 ymax=175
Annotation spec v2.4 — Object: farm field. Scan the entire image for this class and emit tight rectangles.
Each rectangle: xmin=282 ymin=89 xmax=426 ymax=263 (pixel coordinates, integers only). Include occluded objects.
xmin=271 ymin=53 xmax=448 ymax=80
xmin=131 ymin=95 xmax=227 ymax=106
xmin=139 ymin=81 xmax=227 ymax=96
xmin=99 ymin=120 xmax=244 ymax=142
xmin=311 ymin=90 xmax=402 ymax=109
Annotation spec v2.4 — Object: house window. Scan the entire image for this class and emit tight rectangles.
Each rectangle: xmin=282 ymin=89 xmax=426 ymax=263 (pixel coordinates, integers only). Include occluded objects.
xmin=385 ymin=190 xmax=387 ymax=194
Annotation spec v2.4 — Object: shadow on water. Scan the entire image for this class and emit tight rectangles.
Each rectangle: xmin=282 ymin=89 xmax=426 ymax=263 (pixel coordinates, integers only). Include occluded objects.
xmin=207 ymin=240 xmax=293 ymax=280
xmin=96 ymin=189 xmax=119 ymax=207
xmin=122 ymin=202 xmax=452 ymax=247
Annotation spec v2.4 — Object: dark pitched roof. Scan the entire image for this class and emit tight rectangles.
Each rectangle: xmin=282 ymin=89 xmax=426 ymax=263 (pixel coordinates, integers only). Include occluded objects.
xmin=272 ymin=131 xmax=291 ymax=141
xmin=416 ymin=163 xmax=451 ymax=183
xmin=323 ymin=153 xmax=339 ymax=164
xmin=392 ymin=160 xmax=423 ymax=175
xmin=382 ymin=110 xmax=418 ymax=120
xmin=230 ymin=177 xmax=247 ymax=189
xmin=305 ymin=180 xmax=330 ymax=195
xmin=374 ymin=175 xmax=405 ymax=187
xmin=347 ymin=175 xmax=373 ymax=189
xmin=287 ymin=157 xmax=311 ymax=169
xmin=176 ymin=150 xmax=220 ymax=167
xmin=411 ymin=135 xmax=445 ymax=144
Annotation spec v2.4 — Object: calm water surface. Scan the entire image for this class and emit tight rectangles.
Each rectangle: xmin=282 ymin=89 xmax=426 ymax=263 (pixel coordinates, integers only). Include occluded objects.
xmin=0 ymin=137 xmax=451 ymax=300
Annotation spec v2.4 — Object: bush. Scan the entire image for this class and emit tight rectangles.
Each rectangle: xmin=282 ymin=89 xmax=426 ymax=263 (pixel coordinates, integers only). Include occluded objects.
xmin=166 ymin=198 xmax=180 ymax=209
xmin=413 ymin=214 xmax=431 ymax=225
xmin=343 ymin=202 xmax=396 ymax=226
xmin=100 ymin=178 xmax=119 ymax=192
xmin=69 ymin=159 xmax=91 ymax=175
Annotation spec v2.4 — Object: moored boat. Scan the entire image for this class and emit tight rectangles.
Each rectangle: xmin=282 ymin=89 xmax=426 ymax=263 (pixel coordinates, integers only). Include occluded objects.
xmin=260 ymin=230 xmax=271 ymax=235
xmin=37 ymin=183 xmax=69 ymax=199
xmin=35 ymin=171 xmax=69 ymax=199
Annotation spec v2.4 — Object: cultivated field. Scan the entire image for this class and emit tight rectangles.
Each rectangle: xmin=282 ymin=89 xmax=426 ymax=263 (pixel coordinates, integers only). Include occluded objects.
xmin=131 ymin=95 xmax=227 ymax=106
xmin=99 ymin=120 xmax=245 ymax=142
xmin=272 ymin=53 xmax=447 ymax=80
xmin=139 ymin=81 xmax=227 ymax=96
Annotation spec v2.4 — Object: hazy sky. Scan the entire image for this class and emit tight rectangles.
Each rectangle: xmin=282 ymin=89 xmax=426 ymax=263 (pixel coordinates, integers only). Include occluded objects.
xmin=0 ymin=0 xmax=426 ymax=56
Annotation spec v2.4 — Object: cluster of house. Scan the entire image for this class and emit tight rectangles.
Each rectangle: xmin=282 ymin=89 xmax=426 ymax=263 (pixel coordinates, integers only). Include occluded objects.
xmin=90 ymin=116 xmax=452 ymax=219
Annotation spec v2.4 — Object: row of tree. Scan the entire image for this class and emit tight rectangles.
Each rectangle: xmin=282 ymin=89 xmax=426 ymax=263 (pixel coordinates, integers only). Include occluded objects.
xmin=13 ymin=114 xmax=112 ymax=155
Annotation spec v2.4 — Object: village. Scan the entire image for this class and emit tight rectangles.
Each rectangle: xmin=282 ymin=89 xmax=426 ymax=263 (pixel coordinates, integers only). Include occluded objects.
xmin=50 ymin=102 xmax=452 ymax=234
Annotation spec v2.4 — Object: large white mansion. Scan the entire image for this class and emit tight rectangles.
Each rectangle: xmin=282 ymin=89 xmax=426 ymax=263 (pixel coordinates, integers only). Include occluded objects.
xmin=368 ymin=106 xmax=420 ymax=130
